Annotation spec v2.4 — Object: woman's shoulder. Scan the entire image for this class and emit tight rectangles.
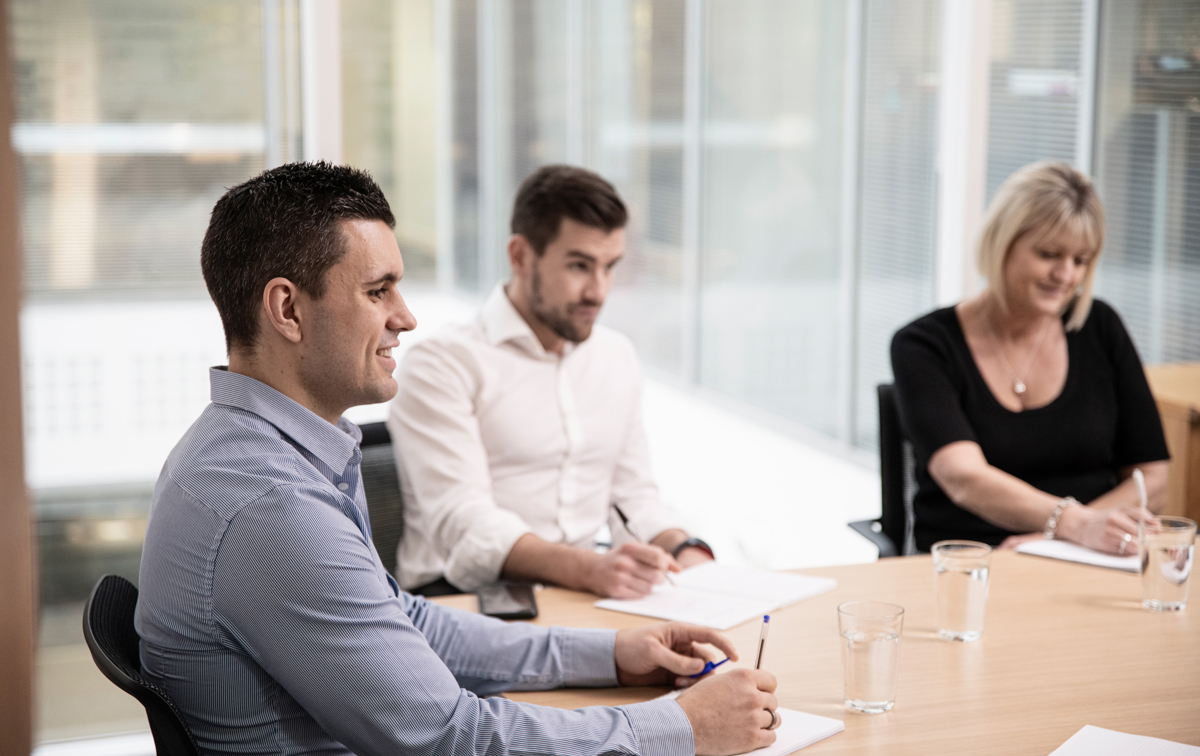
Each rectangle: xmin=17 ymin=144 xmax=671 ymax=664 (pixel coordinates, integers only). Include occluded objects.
xmin=893 ymin=305 xmax=961 ymax=347
xmin=891 ymin=306 xmax=966 ymax=370
xmin=1075 ymin=297 xmax=1133 ymax=343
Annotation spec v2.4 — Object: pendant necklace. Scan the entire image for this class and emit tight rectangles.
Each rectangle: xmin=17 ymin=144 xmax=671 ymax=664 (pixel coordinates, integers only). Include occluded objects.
xmin=987 ymin=310 xmax=1053 ymax=396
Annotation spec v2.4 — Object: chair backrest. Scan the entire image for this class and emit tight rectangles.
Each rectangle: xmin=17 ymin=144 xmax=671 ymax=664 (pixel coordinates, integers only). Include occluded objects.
xmin=877 ymin=383 xmax=917 ymax=555
xmin=83 ymin=575 xmax=201 ymax=756
xmin=358 ymin=421 xmax=405 ymax=576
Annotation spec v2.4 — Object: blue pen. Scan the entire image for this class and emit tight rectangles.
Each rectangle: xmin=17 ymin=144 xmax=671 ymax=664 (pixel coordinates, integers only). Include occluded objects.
xmin=689 ymin=657 xmax=731 ymax=679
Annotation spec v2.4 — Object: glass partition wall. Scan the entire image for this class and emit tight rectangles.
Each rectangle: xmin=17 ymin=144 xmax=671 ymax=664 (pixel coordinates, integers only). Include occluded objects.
xmin=11 ymin=0 xmax=1198 ymax=745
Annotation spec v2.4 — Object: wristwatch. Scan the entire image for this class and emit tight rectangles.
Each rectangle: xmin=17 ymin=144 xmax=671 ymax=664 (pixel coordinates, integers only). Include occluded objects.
xmin=672 ymin=537 xmax=715 ymax=560
xmin=1043 ymin=496 xmax=1079 ymax=540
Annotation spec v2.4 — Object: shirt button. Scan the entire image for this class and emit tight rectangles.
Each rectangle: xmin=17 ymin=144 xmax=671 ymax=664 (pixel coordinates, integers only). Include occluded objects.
xmin=337 ymin=482 xmax=349 ymax=491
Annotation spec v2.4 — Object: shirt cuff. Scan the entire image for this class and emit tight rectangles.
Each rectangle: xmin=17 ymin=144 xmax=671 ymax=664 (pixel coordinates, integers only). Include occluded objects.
xmin=620 ymin=699 xmax=695 ymax=756
xmin=443 ymin=508 xmax=533 ymax=591
xmin=619 ymin=502 xmax=688 ymax=549
xmin=559 ymin=627 xmax=619 ymax=687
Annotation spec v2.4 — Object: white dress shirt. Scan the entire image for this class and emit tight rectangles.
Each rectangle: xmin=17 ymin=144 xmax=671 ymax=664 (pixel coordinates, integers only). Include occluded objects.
xmin=388 ymin=283 xmax=686 ymax=591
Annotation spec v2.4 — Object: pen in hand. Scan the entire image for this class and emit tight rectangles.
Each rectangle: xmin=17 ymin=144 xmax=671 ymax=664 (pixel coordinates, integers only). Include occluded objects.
xmin=754 ymin=615 xmax=771 ymax=670
xmin=611 ymin=504 xmax=677 ymax=587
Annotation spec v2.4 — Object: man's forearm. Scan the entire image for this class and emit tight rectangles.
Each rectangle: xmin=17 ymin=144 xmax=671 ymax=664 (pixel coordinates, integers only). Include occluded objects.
xmin=501 ymin=532 xmax=599 ymax=591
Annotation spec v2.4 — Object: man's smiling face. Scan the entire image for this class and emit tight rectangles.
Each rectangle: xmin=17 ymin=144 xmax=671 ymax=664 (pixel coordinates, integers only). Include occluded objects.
xmin=297 ymin=218 xmax=417 ymax=417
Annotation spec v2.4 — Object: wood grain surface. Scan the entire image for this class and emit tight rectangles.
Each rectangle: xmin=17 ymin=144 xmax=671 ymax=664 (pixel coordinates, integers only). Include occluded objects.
xmin=435 ymin=550 xmax=1200 ymax=754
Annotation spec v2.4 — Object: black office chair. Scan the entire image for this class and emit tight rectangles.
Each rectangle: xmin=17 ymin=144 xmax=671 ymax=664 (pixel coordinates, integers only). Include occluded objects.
xmin=849 ymin=383 xmax=917 ymax=557
xmin=359 ymin=421 xmax=405 ymax=576
xmin=83 ymin=575 xmax=201 ymax=756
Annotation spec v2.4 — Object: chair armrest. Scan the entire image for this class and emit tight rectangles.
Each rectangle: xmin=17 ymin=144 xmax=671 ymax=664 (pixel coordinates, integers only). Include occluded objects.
xmin=848 ymin=519 xmax=898 ymax=559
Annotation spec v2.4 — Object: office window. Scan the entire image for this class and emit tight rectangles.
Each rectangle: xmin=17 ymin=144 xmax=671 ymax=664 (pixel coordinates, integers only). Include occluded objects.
xmin=696 ymin=0 xmax=847 ymax=436
xmin=852 ymin=0 xmax=940 ymax=448
xmin=1093 ymin=0 xmax=1200 ymax=364
xmin=589 ymin=0 xmax=688 ymax=376
xmin=342 ymin=0 xmax=439 ymax=282
xmin=985 ymin=0 xmax=1084 ymax=200
xmin=10 ymin=0 xmax=271 ymax=742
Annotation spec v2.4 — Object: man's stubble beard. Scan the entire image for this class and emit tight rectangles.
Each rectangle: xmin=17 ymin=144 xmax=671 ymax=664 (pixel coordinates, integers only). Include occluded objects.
xmin=529 ymin=262 xmax=596 ymax=344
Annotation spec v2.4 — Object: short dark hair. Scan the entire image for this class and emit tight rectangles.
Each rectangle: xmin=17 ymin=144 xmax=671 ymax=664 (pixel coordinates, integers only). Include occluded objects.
xmin=510 ymin=165 xmax=627 ymax=254
xmin=201 ymin=162 xmax=395 ymax=352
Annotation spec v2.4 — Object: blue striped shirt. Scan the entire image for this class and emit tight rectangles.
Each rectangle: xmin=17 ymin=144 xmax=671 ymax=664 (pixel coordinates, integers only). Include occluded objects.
xmin=135 ymin=367 xmax=693 ymax=756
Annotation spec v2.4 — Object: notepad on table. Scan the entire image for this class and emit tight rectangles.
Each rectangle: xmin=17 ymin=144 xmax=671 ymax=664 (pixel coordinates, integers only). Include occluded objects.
xmin=1015 ymin=539 xmax=1140 ymax=573
xmin=1049 ymin=725 xmax=1200 ymax=755
xmin=595 ymin=562 xmax=837 ymax=629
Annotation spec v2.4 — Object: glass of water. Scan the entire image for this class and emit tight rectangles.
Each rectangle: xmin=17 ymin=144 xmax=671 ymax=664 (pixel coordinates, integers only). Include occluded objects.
xmin=1138 ymin=516 xmax=1196 ymax=612
xmin=837 ymin=601 xmax=904 ymax=713
xmin=931 ymin=540 xmax=992 ymax=642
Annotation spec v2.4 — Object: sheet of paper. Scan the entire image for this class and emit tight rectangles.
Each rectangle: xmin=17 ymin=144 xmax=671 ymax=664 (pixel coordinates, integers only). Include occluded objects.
xmin=595 ymin=563 xmax=837 ymax=629
xmin=1016 ymin=539 xmax=1140 ymax=573
xmin=1049 ymin=725 xmax=1200 ymax=755
xmin=653 ymin=692 xmax=843 ymax=756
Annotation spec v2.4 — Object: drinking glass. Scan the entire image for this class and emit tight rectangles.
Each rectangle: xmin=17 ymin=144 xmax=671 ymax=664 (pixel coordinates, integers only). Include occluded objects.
xmin=932 ymin=540 xmax=992 ymax=641
xmin=837 ymin=601 xmax=904 ymax=713
xmin=1138 ymin=516 xmax=1196 ymax=612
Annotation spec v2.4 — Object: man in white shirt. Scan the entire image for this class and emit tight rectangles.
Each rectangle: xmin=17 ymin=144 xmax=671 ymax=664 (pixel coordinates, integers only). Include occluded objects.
xmin=389 ymin=165 xmax=714 ymax=597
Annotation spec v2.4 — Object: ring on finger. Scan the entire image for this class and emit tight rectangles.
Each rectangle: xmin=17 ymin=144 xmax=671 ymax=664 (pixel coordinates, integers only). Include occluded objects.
xmin=766 ymin=708 xmax=781 ymax=730
xmin=1119 ymin=533 xmax=1132 ymax=555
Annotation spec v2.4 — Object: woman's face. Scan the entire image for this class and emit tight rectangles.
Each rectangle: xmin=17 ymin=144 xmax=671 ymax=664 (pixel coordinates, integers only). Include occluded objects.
xmin=1002 ymin=224 xmax=1095 ymax=318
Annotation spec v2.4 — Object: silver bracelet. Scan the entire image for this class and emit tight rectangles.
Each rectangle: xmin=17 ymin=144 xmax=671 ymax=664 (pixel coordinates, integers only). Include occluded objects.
xmin=1043 ymin=496 xmax=1080 ymax=540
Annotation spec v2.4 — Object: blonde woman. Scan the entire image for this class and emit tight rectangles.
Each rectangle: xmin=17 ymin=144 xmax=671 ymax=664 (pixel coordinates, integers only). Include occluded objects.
xmin=890 ymin=161 xmax=1169 ymax=554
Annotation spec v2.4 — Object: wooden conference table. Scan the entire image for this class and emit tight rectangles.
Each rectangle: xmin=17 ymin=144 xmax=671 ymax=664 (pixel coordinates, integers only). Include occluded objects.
xmin=435 ymin=551 xmax=1200 ymax=755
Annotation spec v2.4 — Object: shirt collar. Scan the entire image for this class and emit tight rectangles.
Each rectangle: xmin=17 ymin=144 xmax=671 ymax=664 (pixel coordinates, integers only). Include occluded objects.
xmin=480 ymin=282 xmax=578 ymax=359
xmin=208 ymin=367 xmax=362 ymax=472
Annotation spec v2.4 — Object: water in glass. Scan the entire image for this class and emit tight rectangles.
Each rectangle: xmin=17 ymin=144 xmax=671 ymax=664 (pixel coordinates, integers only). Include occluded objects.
xmin=841 ymin=629 xmax=901 ymax=713
xmin=935 ymin=564 xmax=989 ymax=642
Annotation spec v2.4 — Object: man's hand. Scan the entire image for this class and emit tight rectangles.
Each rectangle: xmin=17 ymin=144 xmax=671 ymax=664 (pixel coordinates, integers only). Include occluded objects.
xmin=676 ymin=669 xmax=779 ymax=756
xmin=586 ymin=542 xmax=681 ymax=599
xmin=614 ymin=622 xmax=737 ymax=686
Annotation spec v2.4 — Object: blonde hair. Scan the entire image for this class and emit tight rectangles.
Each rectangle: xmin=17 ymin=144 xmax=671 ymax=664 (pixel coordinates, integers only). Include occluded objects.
xmin=975 ymin=161 xmax=1105 ymax=332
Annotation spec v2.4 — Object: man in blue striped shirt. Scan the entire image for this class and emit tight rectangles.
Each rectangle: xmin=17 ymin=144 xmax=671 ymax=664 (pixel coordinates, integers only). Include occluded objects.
xmin=135 ymin=162 xmax=779 ymax=756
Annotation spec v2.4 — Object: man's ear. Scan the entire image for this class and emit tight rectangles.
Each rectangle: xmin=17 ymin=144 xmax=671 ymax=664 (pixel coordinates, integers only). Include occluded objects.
xmin=262 ymin=277 xmax=304 ymax=344
xmin=507 ymin=234 xmax=536 ymax=278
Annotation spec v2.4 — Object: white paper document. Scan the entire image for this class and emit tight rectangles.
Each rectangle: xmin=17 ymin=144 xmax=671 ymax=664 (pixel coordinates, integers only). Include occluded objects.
xmin=1049 ymin=725 xmax=1200 ymax=755
xmin=655 ymin=691 xmax=843 ymax=755
xmin=1016 ymin=539 xmax=1140 ymax=573
xmin=595 ymin=562 xmax=837 ymax=629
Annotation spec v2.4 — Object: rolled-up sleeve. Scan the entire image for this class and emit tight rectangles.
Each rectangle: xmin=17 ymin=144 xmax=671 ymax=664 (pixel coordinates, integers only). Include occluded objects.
xmin=212 ymin=484 xmax=693 ymax=756
xmin=389 ymin=341 xmax=532 ymax=590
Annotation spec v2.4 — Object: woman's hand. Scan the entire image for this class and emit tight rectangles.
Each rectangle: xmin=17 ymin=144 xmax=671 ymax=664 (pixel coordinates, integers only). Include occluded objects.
xmin=1059 ymin=504 xmax=1150 ymax=555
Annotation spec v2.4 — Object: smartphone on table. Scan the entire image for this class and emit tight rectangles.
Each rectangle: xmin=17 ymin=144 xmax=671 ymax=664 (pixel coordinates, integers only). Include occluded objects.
xmin=476 ymin=581 xmax=539 ymax=620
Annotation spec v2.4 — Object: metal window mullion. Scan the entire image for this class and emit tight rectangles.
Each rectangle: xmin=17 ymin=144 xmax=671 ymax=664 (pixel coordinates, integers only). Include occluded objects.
xmin=262 ymin=0 xmax=283 ymax=169
xmin=300 ymin=0 xmax=342 ymax=164
xmin=681 ymin=0 xmax=703 ymax=384
xmin=477 ymin=0 xmax=499 ymax=292
xmin=565 ymin=0 xmax=585 ymax=166
xmin=837 ymin=0 xmax=865 ymax=446
xmin=435 ymin=0 xmax=455 ymax=291
xmin=1074 ymin=0 xmax=1100 ymax=174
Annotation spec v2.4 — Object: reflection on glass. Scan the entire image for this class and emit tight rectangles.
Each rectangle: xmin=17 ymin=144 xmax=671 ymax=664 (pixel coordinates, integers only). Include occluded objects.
xmin=1094 ymin=0 xmax=1200 ymax=364
xmin=853 ymin=0 xmax=940 ymax=448
xmin=698 ymin=0 xmax=846 ymax=436
xmin=342 ymin=0 xmax=439 ymax=282
xmin=985 ymin=0 xmax=1083 ymax=202
xmin=591 ymin=0 xmax=688 ymax=377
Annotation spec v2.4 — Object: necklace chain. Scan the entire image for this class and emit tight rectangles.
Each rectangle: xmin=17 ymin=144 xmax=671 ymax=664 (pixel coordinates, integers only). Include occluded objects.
xmin=985 ymin=306 xmax=1054 ymax=396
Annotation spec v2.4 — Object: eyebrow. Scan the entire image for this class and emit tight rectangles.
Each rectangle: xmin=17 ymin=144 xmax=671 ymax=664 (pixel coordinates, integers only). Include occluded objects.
xmin=566 ymin=250 xmax=622 ymax=265
xmin=364 ymin=272 xmax=401 ymax=287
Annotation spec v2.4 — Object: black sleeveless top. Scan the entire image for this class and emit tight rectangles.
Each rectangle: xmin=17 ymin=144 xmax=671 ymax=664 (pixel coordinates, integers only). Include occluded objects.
xmin=890 ymin=299 xmax=1169 ymax=551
